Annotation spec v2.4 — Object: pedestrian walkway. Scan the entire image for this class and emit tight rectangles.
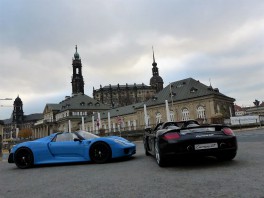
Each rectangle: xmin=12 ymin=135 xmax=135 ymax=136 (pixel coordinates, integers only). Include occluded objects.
xmin=0 ymin=150 xmax=9 ymax=161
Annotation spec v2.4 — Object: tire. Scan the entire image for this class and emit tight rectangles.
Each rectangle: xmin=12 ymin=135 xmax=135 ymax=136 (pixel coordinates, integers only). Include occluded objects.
xmin=14 ymin=147 xmax=34 ymax=169
xmin=143 ymin=137 xmax=150 ymax=156
xmin=217 ymin=152 xmax=237 ymax=161
xmin=155 ymin=140 xmax=166 ymax=167
xmin=89 ymin=142 xmax=112 ymax=164
xmin=145 ymin=148 xmax=150 ymax=156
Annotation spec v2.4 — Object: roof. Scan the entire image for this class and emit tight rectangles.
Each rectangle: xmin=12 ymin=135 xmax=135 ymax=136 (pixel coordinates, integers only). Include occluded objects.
xmin=142 ymin=77 xmax=235 ymax=107
xmin=45 ymin=103 xmax=61 ymax=111
xmin=24 ymin=113 xmax=43 ymax=121
xmin=2 ymin=118 xmax=12 ymax=125
xmin=59 ymin=93 xmax=110 ymax=112
xmin=95 ymin=83 xmax=152 ymax=91
xmin=2 ymin=113 xmax=43 ymax=125
xmin=234 ymin=104 xmax=243 ymax=111
xmin=85 ymin=102 xmax=143 ymax=122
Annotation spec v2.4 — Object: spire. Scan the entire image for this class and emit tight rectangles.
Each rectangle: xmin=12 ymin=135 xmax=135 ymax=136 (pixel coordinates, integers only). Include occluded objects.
xmin=74 ymin=45 xmax=80 ymax=60
xmin=149 ymin=46 xmax=164 ymax=92
xmin=72 ymin=45 xmax=84 ymax=94
xmin=151 ymin=46 xmax=158 ymax=76
xmin=152 ymin=46 xmax=157 ymax=67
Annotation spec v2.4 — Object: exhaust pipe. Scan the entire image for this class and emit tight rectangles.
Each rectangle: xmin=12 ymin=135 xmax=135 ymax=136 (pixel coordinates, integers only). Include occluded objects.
xmin=187 ymin=145 xmax=193 ymax=151
xmin=220 ymin=143 xmax=226 ymax=148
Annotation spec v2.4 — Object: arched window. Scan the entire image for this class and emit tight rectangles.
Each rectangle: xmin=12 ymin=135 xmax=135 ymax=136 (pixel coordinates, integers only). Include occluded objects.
xmin=156 ymin=112 xmax=162 ymax=124
xmin=197 ymin=106 xmax=205 ymax=119
xmin=182 ymin=108 xmax=190 ymax=121
xmin=170 ymin=110 xmax=175 ymax=121
xmin=147 ymin=114 xmax=150 ymax=126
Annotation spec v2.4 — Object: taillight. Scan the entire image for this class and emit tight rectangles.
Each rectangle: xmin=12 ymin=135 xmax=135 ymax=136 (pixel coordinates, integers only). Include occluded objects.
xmin=222 ymin=128 xmax=235 ymax=136
xmin=162 ymin=132 xmax=180 ymax=140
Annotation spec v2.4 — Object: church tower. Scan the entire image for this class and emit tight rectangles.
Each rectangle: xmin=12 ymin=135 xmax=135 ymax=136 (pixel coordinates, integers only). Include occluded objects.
xmin=71 ymin=45 xmax=84 ymax=95
xmin=12 ymin=95 xmax=24 ymax=124
xmin=150 ymin=47 xmax=164 ymax=92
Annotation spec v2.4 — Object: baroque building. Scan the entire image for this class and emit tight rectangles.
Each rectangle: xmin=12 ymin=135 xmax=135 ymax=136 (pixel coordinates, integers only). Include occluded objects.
xmin=83 ymin=78 xmax=236 ymax=134
xmin=93 ymin=50 xmax=164 ymax=108
xmin=2 ymin=96 xmax=43 ymax=140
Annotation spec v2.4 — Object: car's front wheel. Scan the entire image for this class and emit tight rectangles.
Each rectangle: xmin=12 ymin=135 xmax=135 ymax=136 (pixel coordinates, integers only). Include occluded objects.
xmin=89 ymin=142 xmax=111 ymax=163
xmin=14 ymin=147 xmax=34 ymax=169
xmin=155 ymin=140 xmax=166 ymax=167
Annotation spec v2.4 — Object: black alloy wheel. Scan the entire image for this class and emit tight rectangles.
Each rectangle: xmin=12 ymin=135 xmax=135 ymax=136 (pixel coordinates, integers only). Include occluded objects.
xmin=155 ymin=140 xmax=166 ymax=167
xmin=89 ymin=142 xmax=111 ymax=163
xmin=14 ymin=148 xmax=34 ymax=169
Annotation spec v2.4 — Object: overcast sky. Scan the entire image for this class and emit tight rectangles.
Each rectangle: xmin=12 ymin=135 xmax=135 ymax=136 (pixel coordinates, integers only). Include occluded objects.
xmin=1 ymin=0 xmax=264 ymax=119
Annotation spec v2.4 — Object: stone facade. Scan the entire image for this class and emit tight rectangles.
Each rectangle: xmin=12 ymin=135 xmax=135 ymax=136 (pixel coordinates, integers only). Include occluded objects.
xmin=83 ymin=78 xmax=236 ymax=134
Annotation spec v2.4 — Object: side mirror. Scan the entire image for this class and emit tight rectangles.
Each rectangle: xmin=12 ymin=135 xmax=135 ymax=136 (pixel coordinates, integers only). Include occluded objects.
xmin=74 ymin=138 xmax=82 ymax=142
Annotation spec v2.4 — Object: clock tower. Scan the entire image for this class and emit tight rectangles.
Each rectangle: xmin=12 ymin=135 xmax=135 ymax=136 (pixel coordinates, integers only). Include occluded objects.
xmin=12 ymin=95 xmax=24 ymax=124
xmin=71 ymin=45 xmax=84 ymax=95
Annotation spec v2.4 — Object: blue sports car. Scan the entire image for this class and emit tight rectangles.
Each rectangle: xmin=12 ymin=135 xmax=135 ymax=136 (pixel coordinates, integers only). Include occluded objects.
xmin=8 ymin=131 xmax=136 ymax=169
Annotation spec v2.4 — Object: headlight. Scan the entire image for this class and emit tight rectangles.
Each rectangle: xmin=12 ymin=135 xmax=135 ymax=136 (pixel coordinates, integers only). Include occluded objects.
xmin=114 ymin=139 xmax=127 ymax=146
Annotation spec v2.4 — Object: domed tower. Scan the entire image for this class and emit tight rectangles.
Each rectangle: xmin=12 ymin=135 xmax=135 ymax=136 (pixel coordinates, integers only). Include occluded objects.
xmin=71 ymin=45 xmax=84 ymax=95
xmin=12 ymin=95 xmax=24 ymax=123
xmin=150 ymin=47 xmax=164 ymax=92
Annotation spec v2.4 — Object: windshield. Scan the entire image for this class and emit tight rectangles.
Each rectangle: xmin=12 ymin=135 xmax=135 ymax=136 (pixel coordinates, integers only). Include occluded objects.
xmin=75 ymin=130 xmax=99 ymax=140
xmin=180 ymin=127 xmax=216 ymax=134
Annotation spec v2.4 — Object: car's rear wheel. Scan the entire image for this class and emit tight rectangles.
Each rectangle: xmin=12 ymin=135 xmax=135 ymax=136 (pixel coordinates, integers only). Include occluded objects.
xmin=155 ymin=140 xmax=166 ymax=167
xmin=217 ymin=152 xmax=237 ymax=161
xmin=14 ymin=148 xmax=34 ymax=169
xmin=89 ymin=142 xmax=111 ymax=163
xmin=145 ymin=148 xmax=150 ymax=156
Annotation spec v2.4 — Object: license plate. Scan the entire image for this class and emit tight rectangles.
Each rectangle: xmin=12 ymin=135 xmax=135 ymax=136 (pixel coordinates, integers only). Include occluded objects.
xmin=195 ymin=143 xmax=218 ymax=150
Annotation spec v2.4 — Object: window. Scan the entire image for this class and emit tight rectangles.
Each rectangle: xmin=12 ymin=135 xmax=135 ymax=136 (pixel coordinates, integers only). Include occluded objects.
xmin=190 ymin=87 xmax=198 ymax=93
xmin=197 ymin=106 xmax=205 ymax=119
xmin=53 ymin=132 xmax=78 ymax=142
xmin=182 ymin=108 xmax=190 ymax=121
xmin=146 ymin=114 xmax=150 ymax=126
xmin=170 ymin=111 xmax=175 ymax=121
xmin=156 ymin=112 xmax=162 ymax=124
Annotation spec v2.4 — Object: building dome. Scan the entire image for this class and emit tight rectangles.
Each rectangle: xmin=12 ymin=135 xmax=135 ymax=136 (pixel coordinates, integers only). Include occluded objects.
xmin=14 ymin=96 xmax=22 ymax=105
xmin=74 ymin=45 xmax=80 ymax=60
xmin=150 ymin=75 xmax=164 ymax=85
xmin=74 ymin=52 xmax=80 ymax=59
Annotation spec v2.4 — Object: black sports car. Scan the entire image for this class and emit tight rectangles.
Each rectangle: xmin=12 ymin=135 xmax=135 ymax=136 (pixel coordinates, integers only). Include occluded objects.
xmin=143 ymin=120 xmax=237 ymax=167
